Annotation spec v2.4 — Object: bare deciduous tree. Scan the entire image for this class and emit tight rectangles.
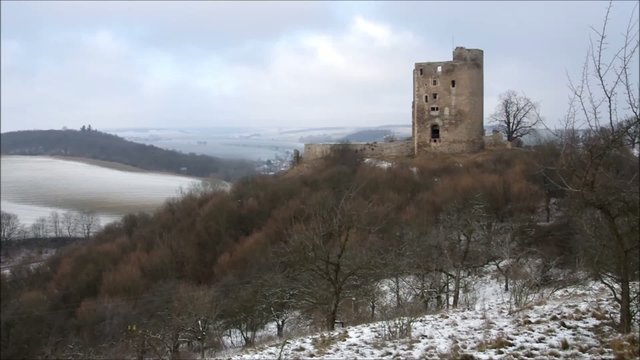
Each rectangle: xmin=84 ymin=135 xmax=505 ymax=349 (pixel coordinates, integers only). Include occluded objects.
xmin=48 ymin=211 xmax=64 ymax=238
xmin=550 ymin=1 xmax=639 ymax=334
xmin=436 ymin=198 xmax=488 ymax=309
xmin=490 ymin=90 xmax=542 ymax=143
xmin=62 ymin=211 xmax=78 ymax=237
xmin=30 ymin=216 xmax=49 ymax=238
xmin=1 ymin=211 xmax=21 ymax=242
xmin=77 ymin=211 xmax=100 ymax=239
xmin=284 ymin=186 xmax=381 ymax=331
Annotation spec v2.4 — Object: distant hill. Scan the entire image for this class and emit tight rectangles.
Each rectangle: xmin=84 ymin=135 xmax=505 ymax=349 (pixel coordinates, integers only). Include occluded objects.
xmin=342 ymin=129 xmax=394 ymax=142
xmin=0 ymin=129 xmax=255 ymax=181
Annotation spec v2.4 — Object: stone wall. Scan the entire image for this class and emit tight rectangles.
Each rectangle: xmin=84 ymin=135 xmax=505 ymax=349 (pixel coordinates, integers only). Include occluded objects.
xmin=484 ymin=131 xmax=510 ymax=149
xmin=303 ymin=140 xmax=413 ymax=161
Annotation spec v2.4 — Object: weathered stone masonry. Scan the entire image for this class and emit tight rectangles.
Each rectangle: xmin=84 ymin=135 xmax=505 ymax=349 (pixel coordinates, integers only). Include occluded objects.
xmin=304 ymin=47 xmax=490 ymax=161
xmin=413 ymin=47 xmax=484 ymax=155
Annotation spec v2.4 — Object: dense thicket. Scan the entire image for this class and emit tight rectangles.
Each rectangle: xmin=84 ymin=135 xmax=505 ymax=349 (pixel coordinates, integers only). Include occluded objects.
xmin=4 ymin=146 xmax=614 ymax=359
xmin=0 ymin=129 xmax=255 ymax=180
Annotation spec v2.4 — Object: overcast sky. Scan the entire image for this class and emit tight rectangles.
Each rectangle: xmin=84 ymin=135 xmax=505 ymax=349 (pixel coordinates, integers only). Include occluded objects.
xmin=1 ymin=1 xmax=637 ymax=132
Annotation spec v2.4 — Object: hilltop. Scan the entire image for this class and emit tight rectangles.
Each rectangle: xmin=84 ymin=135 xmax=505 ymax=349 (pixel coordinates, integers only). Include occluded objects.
xmin=0 ymin=140 xmax=637 ymax=359
xmin=0 ymin=129 xmax=255 ymax=181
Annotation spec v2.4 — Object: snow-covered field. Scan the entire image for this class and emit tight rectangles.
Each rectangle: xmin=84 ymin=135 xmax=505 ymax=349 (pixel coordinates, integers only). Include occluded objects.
xmin=1 ymin=155 xmax=206 ymax=226
xmin=226 ymin=272 xmax=638 ymax=360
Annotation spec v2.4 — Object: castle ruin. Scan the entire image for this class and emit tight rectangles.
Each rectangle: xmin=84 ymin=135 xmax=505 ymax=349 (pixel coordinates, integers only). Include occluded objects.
xmin=304 ymin=47 xmax=497 ymax=161
xmin=412 ymin=47 xmax=484 ymax=155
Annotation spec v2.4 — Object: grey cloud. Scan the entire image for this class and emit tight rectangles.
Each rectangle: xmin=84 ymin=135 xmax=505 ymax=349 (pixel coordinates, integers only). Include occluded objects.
xmin=1 ymin=1 xmax=637 ymax=132
xmin=2 ymin=2 xmax=340 ymax=51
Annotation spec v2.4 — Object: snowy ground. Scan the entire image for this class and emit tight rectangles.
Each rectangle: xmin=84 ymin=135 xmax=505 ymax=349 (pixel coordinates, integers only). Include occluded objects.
xmin=225 ymin=273 xmax=639 ymax=360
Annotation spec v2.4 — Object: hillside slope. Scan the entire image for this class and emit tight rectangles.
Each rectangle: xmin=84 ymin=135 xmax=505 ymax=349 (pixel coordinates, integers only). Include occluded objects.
xmin=0 ymin=129 xmax=255 ymax=180
xmin=230 ymin=273 xmax=639 ymax=360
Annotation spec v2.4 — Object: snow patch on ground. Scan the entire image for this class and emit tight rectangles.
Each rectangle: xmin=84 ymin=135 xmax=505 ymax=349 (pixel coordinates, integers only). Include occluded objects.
xmin=226 ymin=274 xmax=638 ymax=359
xmin=364 ymin=158 xmax=393 ymax=169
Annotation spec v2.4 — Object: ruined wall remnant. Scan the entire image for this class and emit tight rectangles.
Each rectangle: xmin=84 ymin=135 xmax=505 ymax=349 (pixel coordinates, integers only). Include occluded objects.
xmin=303 ymin=140 xmax=413 ymax=161
xmin=413 ymin=47 xmax=484 ymax=155
xmin=484 ymin=130 xmax=510 ymax=150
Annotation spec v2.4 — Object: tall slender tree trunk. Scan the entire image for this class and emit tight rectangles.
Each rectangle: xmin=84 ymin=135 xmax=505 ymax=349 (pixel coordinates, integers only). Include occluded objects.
xmin=276 ymin=320 xmax=285 ymax=338
xmin=620 ymin=252 xmax=631 ymax=333
xmin=394 ymin=275 xmax=401 ymax=309
xmin=504 ymin=272 xmax=509 ymax=292
xmin=452 ymin=268 xmax=461 ymax=308
xmin=435 ymin=273 xmax=443 ymax=309
xmin=326 ymin=306 xmax=338 ymax=331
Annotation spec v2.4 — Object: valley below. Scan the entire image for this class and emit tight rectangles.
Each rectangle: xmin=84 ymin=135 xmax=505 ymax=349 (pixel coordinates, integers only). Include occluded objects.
xmin=0 ymin=155 xmax=211 ymax=226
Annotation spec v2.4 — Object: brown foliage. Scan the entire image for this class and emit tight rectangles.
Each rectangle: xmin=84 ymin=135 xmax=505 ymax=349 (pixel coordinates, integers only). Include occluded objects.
xmin=1 ymin=149 xmax=555 ymax=358
xmin=100 ymin=263 xmax=145 ymax=298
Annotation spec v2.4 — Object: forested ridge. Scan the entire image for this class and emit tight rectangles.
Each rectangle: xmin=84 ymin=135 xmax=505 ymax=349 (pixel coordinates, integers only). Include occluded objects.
xmin=2 ymin=138 xmax=637 ymax=358
xmin=0 ymin=129 xmax=255 ymax=181
xmin=2 ymin=3 xmax=638 ymax=358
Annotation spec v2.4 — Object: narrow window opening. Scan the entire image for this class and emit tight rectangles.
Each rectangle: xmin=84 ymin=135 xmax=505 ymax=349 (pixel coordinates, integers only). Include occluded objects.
xmin=437 ymin=65 xmax=442 ymax=73
xmin=419 ymin=68 xmax=423 ymax=76
xmin=431 ymin=125 xmax=440 ymax=140
xmin=432 ymin=93 xmax=438 ymax=100
xmin=432 ymin=79 xmax=438 ymax=86
xmin=424 ymin=95 xmax=428 ymax=102
xmin=430 ymin=106 xmax=439 ymax=112
xmin=451 ymin=80 xmax=456 ymax=88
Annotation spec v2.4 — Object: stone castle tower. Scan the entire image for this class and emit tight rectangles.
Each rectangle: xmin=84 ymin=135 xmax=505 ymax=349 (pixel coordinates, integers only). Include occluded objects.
xmin=412 ymin=47 xmax=484 ymax=155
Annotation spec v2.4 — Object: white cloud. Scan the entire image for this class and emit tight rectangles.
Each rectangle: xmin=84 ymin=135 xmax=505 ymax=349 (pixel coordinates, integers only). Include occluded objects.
xmin=302 ymin=35 xmax=346 ymax=68
xmin=2 ymin=15 xmax=436 ymax=130
xmin=81 ymin=30 xmax=126 ymax=56
xmin=2 ymin=1 xmax=638 ymax=132
xmin=0 ymin=39 xmax=21 ymax=71
xmin=195 ymin=15 xmax=432 ymax=126
xmin=352 ymin=16 xmax=392 ymax=46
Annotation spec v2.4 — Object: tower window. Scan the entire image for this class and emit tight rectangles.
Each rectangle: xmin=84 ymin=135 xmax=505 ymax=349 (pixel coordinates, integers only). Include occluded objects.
xmin=431 ymin=124 xmax=440 ymax=140
xmin=432 ymin=93 xmax=438 ymax=100
xmin=424 ymin=95 xmax=428 ymax=102
xmin=437 ymin=65 xmax=442 ymax=73
xmin=430 ymin=106 xmax=439 ymax=112
xmin=432 ymin=79 xmax=439 ymax=86
xmin=419 ymin=68 xmax=423 ymax=76
xmin=451 ymin=80 xmax=456 ymax=88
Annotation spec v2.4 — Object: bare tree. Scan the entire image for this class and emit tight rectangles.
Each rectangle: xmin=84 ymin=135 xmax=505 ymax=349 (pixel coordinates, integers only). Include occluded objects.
xmin=220 ymin=283 xmax=267 ymax=347
xmin=620 ymin=116 xmax=640 ymax=152
xmin=48 ymin=211 xmax=64 ymax=238
xmin=283 ymin=186 xmax=381 ymax=331
xmin=490 ymin=90 xmax=542 ymax=143
xmin=62 ymin=211 xmax=78 ymax=237
xmin=256 ymin=273 xmax=296 ymax=339
xmin=30 ymin=216 xmax=49 ymax=238
xmin=550 ymin=1 xmax=639 ymax=334
xmin=77 ymin=211 xmax=100 ymax=239
xmin=1 ymin=211 xmax=21 ymax=242
xmin=435 ymin=198 xmax=488 ymax=309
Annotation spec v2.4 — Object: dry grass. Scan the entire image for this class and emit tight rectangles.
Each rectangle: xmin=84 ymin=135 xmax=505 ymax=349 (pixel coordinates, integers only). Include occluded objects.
xmin=310 ymin=330 xmax=348 ymax=356
xmin=546 ymin=349 xmax=562 ymax=357
xmin=609 ymin=334 xmax=640 ymax=360
xmin=559 ymin=338 xmax=570 ymax=350
xmin=476 ymin=334 xmax=515 ymax=351
xmin=591 ymin=309 xmax=608 ymax=321
xmin=292 ymin=345 xmax=306 ymax=352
